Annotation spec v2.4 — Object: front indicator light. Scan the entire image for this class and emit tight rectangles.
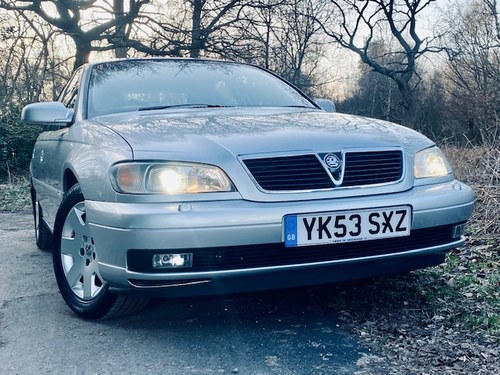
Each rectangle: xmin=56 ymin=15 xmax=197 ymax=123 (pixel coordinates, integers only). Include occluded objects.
xmin=152 ymin=253 xmax=193 ymax=269
xmin=114 ymin=164 xmax=144 ymax=193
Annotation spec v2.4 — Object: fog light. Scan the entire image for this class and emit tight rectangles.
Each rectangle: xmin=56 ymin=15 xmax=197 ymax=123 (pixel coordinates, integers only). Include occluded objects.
xmin=452 ymin=224 xmax=466 ymax=239
xmin=152 ymin=253 xmax=193 ymax=269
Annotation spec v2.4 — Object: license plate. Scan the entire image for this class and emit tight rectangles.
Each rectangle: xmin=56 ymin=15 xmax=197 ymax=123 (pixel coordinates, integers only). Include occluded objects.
xmin=284 ymin=206 xmax=411 ymax=247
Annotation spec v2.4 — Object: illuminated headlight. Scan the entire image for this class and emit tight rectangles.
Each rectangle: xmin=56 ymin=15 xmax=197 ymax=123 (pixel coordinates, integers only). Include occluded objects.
xmin=414 ymin=147 xmax=452 ymax=178
xmin=110 ymin=162 xmax=234 ymax=194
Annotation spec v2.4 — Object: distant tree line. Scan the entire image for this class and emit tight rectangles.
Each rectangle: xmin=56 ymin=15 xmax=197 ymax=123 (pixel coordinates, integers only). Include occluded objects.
xmin=0 ymin=0 xmax=499 ymax=182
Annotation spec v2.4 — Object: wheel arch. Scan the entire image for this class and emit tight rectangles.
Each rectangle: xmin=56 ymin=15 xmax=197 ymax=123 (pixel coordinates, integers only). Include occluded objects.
xmin=63 ymin=169 xmax=79 ymax=193
xmin=52 ymin=183 xmax=149 ymax=319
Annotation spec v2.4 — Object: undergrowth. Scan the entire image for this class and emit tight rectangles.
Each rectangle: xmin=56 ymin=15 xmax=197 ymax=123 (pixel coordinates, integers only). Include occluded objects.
xmin=0 ymin=180 xmax=31 ymax=213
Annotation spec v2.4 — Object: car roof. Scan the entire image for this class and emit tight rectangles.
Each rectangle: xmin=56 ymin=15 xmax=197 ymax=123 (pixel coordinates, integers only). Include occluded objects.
xmin=84 ymin=57 xmax=244 ymax=69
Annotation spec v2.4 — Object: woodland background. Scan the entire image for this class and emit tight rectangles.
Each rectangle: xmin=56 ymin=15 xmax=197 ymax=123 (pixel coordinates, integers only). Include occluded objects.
xmin=0 ymin=0 xmax=499 ymax=182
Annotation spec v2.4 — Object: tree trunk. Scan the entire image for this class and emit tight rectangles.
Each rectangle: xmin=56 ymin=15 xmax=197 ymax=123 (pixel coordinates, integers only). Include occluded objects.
xmin=114 ymin=0 xmax=128 ymax=58
xmin=395 ymin=78 xmax=414 ymax=113
xmin=264 ymin=9 xmax=271 ymax=70
xmin=191 ymin=0 xmax=204 ymax=58
xmin=73 ymin=38 xmax=92 ymax=70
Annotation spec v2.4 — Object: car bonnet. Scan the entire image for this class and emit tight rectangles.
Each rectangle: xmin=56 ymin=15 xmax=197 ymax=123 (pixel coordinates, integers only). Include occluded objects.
xmin=93 ymin=107 xmax=432 ymax=161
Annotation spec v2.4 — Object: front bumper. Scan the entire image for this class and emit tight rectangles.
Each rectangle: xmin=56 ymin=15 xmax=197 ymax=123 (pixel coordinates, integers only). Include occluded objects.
xmin=86 ymin=180 xmax=473 ymax=295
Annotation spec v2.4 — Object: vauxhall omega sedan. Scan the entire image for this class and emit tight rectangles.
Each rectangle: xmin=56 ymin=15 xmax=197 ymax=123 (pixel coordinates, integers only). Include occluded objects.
xmin=22 ymin=58 xmax=474 ymax=319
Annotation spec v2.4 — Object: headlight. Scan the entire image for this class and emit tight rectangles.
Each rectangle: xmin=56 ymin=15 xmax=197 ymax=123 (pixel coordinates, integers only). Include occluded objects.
xmin=110 ymin=162 xmax=234 ymax=194
xmin=414 ymin=147 xmax=452 ymax=178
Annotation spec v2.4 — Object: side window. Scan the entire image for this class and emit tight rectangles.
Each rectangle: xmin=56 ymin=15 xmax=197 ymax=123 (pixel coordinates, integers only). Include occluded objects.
xmin=59 ymin=67 xmax=83 ymax=109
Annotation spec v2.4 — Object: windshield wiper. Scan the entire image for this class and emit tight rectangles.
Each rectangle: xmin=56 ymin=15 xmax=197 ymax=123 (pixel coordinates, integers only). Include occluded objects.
xmin=138 ymin=104 xmax=229 ymax=111
xmin=281 ymin=105 xmax=315 ymax=108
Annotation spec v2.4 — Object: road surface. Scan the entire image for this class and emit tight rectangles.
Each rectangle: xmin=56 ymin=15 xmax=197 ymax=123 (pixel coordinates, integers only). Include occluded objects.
xmin=0 ymin=213 xmax=367 ymax=374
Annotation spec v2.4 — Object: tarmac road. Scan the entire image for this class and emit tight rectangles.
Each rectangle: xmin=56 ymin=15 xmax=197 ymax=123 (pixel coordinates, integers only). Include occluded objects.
xmin=0 ymin=213 xmax=368 ymax=375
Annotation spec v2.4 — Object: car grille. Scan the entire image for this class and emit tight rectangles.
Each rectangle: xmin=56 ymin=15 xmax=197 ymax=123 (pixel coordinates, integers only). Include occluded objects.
xmin=242 ymin=154 xmax=335 ymax=191
xmin=342 ymin=150 xmax=403 ymax=186
xmin=242 ymin=150 xmax=403 ymax=191
xmin=127 ymin=224 xmax=459 ymax=273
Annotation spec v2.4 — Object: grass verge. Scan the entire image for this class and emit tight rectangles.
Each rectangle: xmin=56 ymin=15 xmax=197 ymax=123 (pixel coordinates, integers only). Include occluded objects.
xmin=440 ymin=145 xmax=499 ymax=335
xmin=347 ymin=145 xmax=499 ymax=374
xmin=0 ymin=182 xmax=31 ymax=213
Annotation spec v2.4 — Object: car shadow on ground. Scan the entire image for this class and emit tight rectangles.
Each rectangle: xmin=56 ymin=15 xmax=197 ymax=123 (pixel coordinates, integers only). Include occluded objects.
xmin=94 ymin=285 xmax=372 ymax=373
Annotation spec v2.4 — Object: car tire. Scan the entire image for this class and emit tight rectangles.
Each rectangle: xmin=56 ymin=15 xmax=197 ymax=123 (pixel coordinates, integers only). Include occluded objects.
xmin=53 ymin=184 xmax=149 ymax=319
xmin=31 ymin=184 xmax=52 ymax=250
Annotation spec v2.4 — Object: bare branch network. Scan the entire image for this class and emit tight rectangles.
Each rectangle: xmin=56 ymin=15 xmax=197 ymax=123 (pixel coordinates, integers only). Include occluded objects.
xmin=0 ymin=0 xmax=499 ymax=144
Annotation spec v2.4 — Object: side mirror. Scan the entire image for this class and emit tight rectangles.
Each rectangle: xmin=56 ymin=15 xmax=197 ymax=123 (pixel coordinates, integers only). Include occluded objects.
xmin=314 ymin=98 xmax=336 ymax=113
xmin=21 ymin=102 xmax=74 ymax=126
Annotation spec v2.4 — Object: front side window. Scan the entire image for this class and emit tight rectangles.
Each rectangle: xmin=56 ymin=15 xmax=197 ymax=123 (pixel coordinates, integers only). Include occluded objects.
xmin=59 ymin=67 xmax=83 ymax=109
xmin=87 ymin=60 xmax=314 ymax=117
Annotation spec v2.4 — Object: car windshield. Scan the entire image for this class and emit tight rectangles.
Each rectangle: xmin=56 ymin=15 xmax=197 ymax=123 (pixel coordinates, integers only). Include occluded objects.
xmin=87 ymin=59 xmax=315 ymax=117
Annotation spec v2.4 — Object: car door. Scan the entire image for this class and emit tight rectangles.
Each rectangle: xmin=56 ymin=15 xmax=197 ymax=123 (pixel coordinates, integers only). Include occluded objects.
xmin=31 ymin=68 xmax=83 ymax=228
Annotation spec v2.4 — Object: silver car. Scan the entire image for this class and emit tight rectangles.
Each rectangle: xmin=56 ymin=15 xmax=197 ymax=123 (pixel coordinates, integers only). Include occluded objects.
xmin=23 ymin=58 xmax=474 ymax=319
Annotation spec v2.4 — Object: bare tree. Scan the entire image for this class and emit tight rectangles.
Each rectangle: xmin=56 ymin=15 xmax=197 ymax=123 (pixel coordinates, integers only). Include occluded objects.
xmin=239 ymin=0 xmax=328 ymax=94
xmin=0 ymin=11 xmax=67 ymax=105
xmin=0 ymin=0 xmax=149 ymax=70
xmin=135 ymin=0 xmax=251 ymax=59
xmin=0 ymin=10 xmax=70 ymax=181
xmin=341 ymin=40 xmax=401 ymax=120
xmin=442 ymin=0 xmax=500 ymax=144
xmin=272 ymin=0 xmax=328 ymax=93
xmin=189 ymin=0 xmax=243 ymax=58
xmin=483 ymin=0 xmax=500 ymax=42
xmin=316 ymin=0 xmax=441 ymax=112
